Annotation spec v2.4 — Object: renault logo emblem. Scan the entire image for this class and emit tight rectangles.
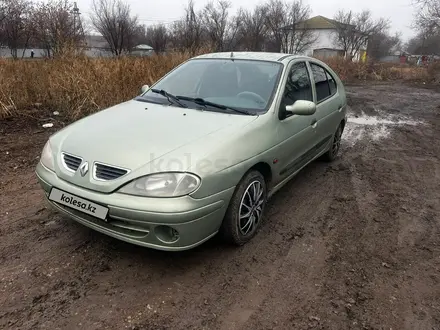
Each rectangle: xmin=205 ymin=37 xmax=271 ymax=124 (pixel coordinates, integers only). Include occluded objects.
xmin=79 ymin=162 xmax=89 ymax=177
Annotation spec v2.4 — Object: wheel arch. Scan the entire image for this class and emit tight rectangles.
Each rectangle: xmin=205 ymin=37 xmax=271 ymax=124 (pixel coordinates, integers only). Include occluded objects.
xmin=340 ymin=118 xmax=346 ymax=132
xmin=248 ymin=161 xmax=272 ymax=186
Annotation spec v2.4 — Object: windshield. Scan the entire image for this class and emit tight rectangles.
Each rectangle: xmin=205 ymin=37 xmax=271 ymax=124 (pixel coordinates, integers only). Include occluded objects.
xmin=139 ymin=58 xmax=283 ymax=114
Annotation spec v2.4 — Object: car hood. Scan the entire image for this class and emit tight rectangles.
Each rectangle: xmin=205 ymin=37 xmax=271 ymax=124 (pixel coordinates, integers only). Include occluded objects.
xmin=50 ymin=99 xmax=258 ymax=192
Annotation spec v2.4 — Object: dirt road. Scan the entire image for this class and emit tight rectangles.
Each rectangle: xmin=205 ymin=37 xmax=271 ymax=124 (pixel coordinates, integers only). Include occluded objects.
xmin=1 ymin=82 xmax=440 ymax=330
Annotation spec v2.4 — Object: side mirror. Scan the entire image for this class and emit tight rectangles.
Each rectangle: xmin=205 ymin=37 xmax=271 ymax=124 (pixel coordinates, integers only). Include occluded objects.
xmin=141 ymin=85 xmax=149 ymax=93
xmin=285 ymin=100 xmax=316 ymax=116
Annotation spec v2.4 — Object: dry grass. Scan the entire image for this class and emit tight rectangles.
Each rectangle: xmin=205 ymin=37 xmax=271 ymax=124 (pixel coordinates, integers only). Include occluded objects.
xmin=0 ymin=51 xmax=194 ymax=120
xmin=427 ymin=61 xmax=440 ymax=83
xmin=321 ymin=56 xmax=432 ymax=82
xmin=0 ymin=51 xmax=436 ymax=120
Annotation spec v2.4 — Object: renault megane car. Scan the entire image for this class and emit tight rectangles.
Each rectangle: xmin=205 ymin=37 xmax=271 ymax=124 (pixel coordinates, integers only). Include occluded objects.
xmin=35 ymin=51 xmax=347 ymax=251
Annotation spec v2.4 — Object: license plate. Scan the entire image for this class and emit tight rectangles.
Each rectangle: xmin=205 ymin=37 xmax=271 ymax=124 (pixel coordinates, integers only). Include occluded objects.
xmin=48 ymin=188 xmax=109 ymax=220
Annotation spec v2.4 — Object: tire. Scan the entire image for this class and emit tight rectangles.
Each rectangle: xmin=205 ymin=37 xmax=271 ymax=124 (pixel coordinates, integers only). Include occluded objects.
xmin=220 ymin=170 xmax=267 ymax=246
xmin=322 ymin=123 xmax=343 ymax=162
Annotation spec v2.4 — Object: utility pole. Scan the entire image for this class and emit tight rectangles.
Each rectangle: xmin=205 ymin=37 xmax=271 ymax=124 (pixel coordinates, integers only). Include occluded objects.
xmin=71 ymin=2 xmax=85 ymax=46
xmin=73 ymin=2 xmax=79 ymax=35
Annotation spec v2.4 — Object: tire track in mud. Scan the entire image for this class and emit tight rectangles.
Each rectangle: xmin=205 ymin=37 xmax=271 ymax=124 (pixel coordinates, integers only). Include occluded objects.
xmin=0 ymin=228 xmax=117 ymax=330
xmin=0 ymin=171 xmax=119 ymax=330
xmin=308 ymin=126 xmax=440 ymax=330
xmin=125 ymin=161 xmax=338 ymax=330
xmin=218 ymin=162 xmax=337 ymax=330
xmin=258 ymin=149 xmax=397 ymax=330
xmin=233 ymin=156 xmax=358 ymax=330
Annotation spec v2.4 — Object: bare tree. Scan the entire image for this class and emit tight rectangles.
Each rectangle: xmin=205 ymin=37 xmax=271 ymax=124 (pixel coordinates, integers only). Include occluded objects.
xmin=223 ymin=9 xmax=241 ymax=50
xmin=406 ymin=30 xmax=440 ymax=54
xmin=201 ymin=0 xmax=237 ymax=51
xmin=1 ymin=1 xmax=8 ymax=46
xmin=32 ymin=0 xmax=85 ymax=58
xmin=130 ymin=23 xmax=147 ymax=45
xmin=90 ymin=0 xmax=139 ymax=56
xmin=333 ymin=9 xmax=390 ymax=60
xmin=409 ymin=0 xmax=440 ymax=55
xmin=263 ymin=0 xmax=286 ymax=51
xmin=0 ymin=1 xmax=6 ymax=24
xmin=0 ymin=0 xmax=34 ymax=58
xmin=170 ymin=0 xmax=204 ymax=53
xmin=367 ymin=31 xmax=403 ymax=60
xmin=142 ymin=24 xmax=168 ymax=54
xmin=283 ymin=1 xmax=318 ymax=54
xmin=264 ymin=0 xmax=316 ymax=54
xmin=235 ymin=5 xmax=268 ymax=51
xmin=413 ymin=0 xmax=440 ymax=34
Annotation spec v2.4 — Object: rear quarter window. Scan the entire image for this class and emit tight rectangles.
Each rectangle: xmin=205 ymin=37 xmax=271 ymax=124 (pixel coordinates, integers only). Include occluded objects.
xmin=326 ymin=71 xmax=337 ymax=95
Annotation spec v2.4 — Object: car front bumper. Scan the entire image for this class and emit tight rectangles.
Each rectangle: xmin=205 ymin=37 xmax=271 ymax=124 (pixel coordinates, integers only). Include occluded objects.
xmin=35 ymin=162 xmax=235 ymax=251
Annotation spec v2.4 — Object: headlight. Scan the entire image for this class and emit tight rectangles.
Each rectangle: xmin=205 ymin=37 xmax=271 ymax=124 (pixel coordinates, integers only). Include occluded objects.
xmin=40 ymin=140 xmax=55 ymax=171
xmin=118 ymin=172 xmax=201 ymax=197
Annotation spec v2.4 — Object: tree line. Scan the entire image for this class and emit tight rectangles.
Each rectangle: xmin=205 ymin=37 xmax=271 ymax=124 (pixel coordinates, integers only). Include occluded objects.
xmin=407 ymin=0 xmax=440 ymax=54
xmin=0 ymin=0 xmax=439 ymax=59
xmin=0 ymin=0 xmax=84 ymax=58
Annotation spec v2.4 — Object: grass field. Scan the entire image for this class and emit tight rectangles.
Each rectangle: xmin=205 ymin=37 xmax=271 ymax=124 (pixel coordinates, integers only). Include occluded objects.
xmin=0 ymin=51 xmax=437 ymax=120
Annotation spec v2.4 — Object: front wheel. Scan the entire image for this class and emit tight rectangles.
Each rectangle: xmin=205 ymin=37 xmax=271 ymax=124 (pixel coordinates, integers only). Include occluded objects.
xmin=220 ymin=170 xmax=267 ymax=246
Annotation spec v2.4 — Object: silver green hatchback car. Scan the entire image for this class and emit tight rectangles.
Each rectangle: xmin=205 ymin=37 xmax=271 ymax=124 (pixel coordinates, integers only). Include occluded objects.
xmin=35 ymin=51 xmax=347 ymax=251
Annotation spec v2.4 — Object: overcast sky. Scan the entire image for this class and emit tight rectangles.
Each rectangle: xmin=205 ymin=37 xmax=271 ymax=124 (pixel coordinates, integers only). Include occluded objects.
xmin=75 ymin=0 xmax=418 ymax=41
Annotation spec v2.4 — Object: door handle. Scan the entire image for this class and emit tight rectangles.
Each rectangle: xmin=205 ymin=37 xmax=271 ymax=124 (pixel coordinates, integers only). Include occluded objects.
xmin=311 ymin=119 xmax=317 ymax=128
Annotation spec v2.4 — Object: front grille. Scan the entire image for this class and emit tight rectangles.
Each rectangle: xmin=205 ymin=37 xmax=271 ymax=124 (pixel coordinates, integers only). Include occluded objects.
xmin=62 ymin=153 xmax=82 ymax=172
xmin=94 ymin=163 xmax=128 ymax=181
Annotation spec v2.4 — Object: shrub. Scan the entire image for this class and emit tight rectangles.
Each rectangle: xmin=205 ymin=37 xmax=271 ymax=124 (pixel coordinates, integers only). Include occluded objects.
xmin=427 ymin=61 xmax=440 ymax=83
xmin=320 ymin=56 xmax=430 ymax=82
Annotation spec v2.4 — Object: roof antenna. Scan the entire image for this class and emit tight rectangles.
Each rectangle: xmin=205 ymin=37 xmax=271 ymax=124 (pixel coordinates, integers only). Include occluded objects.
xmin=230 ymin=51 xmax=234 ymax=61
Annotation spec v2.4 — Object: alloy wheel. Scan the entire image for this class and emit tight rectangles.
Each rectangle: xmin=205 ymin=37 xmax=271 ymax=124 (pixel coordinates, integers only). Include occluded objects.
xmin=238 ymin=180 xmax=265 ymax=236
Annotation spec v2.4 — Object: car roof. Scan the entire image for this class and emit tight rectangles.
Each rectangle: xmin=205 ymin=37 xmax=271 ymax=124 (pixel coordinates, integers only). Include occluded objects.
xmin=193 ymin=51 xmax=307 ymax=64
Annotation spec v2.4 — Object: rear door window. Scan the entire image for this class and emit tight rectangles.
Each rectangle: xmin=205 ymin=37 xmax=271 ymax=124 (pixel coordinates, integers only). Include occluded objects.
xmin=310 ymin=63 xmax=337 ymax=102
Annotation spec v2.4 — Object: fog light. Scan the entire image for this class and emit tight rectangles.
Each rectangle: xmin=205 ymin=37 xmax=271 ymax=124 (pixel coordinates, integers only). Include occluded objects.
xmin=155 ymin=225 xmax=180 ymax=243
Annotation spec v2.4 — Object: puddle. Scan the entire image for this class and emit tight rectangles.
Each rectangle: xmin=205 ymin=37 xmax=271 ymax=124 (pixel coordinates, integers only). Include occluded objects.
xmin=343 ymin=111 xmax=424 ymax=146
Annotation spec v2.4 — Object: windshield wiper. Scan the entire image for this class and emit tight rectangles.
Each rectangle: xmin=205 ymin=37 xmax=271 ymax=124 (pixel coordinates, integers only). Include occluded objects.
xmin=151 ymin=89 xmax=187 ymax=108
xmin=176 ymin=96 xmax=252 ymax=115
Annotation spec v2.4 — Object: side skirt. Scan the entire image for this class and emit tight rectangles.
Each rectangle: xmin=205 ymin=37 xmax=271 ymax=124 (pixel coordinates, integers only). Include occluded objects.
xmin=267 ymin=138 xmax=332 ymax=200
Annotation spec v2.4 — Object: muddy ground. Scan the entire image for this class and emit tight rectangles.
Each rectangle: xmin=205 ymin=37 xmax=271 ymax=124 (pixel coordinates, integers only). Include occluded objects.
xmin=1 ymin=82 xmax=440 ymax=330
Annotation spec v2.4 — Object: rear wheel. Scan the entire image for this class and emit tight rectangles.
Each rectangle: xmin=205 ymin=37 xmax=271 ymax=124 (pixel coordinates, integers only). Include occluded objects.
xmin=220 ymin=170 xmax=267 ymax=246
xmin=322 ymin=123 xmax=343 ymax=162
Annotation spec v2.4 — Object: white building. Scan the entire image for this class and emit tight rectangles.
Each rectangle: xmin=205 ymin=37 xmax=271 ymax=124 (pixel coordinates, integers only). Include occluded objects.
xmin=285 ymin=15 xmax=368 ymax=62
xmin=130 ymin=44 xmax=155 ymax=57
